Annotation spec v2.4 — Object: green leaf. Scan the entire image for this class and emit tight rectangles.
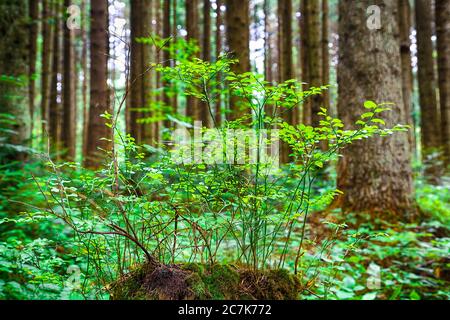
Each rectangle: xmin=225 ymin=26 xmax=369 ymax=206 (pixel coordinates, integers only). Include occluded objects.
xmin=362 ymin=292 xmax=378 ymax=300
xmin=364 ymin=100 xmax=377 ymax=109
xmin=361 ymin=112 xmax=374 ymax=119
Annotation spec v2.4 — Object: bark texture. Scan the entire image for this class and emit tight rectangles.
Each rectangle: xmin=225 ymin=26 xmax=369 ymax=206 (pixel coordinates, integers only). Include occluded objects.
xmin=415 ymin=0 xmax=440 ymax=156
xmin=337 ymin=0 xmax=414 ymax=218
xmin=436 ymin=0 xmax=450 ymax=168
xmin=85 ymin=0 xmax=111 ymax=168
xmin=225 ymin=0 xmax=250 ymax=121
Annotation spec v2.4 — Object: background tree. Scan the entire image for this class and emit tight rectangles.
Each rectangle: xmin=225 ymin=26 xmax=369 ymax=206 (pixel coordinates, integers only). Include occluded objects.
xmin=336 ymin=0 xmax=414 ymax=218
xmin=41 ymin=0 xmax=53 ymax=140
xmin=435 ymin=0 xmax=450 ymax=169
xmin=28 ymin=0 xmax=39 ymax=131
xmin=185 ymin=0 xmax=200 ymax=121
xmin=85 ymin=0 xmax=111 ymax=168
xmin=62 ymin=0 xmax=77 ymax=160
xmin=0 ymin=0 xmax=30 ymax=161
xmin=415 ymin=0 xmax=441 ymax=170
xmin=225 ymin=0 xmax=250 ymax=121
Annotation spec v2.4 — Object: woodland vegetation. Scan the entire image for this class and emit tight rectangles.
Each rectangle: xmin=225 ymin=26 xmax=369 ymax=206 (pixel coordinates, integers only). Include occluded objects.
xmin=0 ymin=0 xmax=449 ymax=300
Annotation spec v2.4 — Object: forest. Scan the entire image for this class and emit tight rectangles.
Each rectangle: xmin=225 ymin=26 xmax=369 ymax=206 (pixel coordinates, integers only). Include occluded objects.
xmin=0 ymin=0 xmax=449 ymax=302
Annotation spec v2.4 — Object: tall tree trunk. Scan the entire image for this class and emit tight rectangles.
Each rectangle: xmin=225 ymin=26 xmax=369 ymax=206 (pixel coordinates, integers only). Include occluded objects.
xmin=128 ymin=0 xmax=144 ymax=143
xmin=172 ymin=0 xmax=178 ymax=116
xmin=307 ymin=0 xmax=322 ymax=128
xmin=398 ymin=0 xmax=415 ymax=155
xmin=321 ymin=0 xmax=329 ymax=111
xmin=264 ymin=0 xmax=272 ymax=84
xmin=186 ymin=0 xmax=200 ymax=121
xmin=215 ymin=0 xmax=223 ymax=126
xmin=0 ymin=0 xmax=30 ymax=161
xmin=62 ymin=0 xmax=77 ymax=160
xmin=162 ymin=0 xmax=173 ymax=129
xmin=300 ymin=0 xmax=310 ymax=125
xmin=49 ymin=1 xmax=61 ymax=150
xmin=85 ymin=0 xmax=111 ymax=168
xmin=415 ymin=0 xmax=441 ymax=167
xmin=141 ymin=0 xmax=153 ymax=144
xmin=41 ymin=0 xmax=53 ymax=140
xmin=28 ymin=0 xmax=39 ymax=134
xmin=436 ymin=0 xmax=450 ymax=169
xmin=336 ymin=0 xmax=414 ymax=218
xmin=225 ymin=0 xmax=250 ymax=121
xmin=278 ymin=0 xmax=294 ymax=163
xmin=81 ymin=0 xmax=89 ymax=159
xmin=200 ymin=0 xmax=212 ymax=127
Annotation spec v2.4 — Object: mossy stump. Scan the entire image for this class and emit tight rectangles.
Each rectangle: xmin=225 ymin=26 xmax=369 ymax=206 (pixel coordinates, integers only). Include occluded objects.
xmin=110 ymin=262 xmax=302 ymax=300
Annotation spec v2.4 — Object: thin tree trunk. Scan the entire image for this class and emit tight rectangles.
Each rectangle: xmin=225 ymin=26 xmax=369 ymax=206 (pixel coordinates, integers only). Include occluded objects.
xmin=336 ymin=0 xmax=415 ymax=218
xmin=141 ymin=0 xmax=153 ymax=144
xmin=278 ymin=0 xmax=294 ymax=163
xmin=200 ymin=0 xmax=212 ymax=127
xmin=0 ymin=0 xmax=30 ymax=161
xmin=225 ymin=0 xmax=250 ymax=121
xmin=436 ymin=0 xmax=450 ymax=169
xmin=28 ymin=0 xmax=39 ymax=134
xmin=307 ymin=0 xmax=322 ymax=128
xmin=81 ymin=0 xmax=89 ymax=159
xmin=41 ymin=0 xmax=53 ymax=140
xmin=162 ymin=0 xmax=173 ymax=129
xmin=398 ymin=0 xmax=415 ymax=155
xmin=85 ymin=0 xmax=111 ymax=169
xmin=62 ymin=0 xmax=77 ymax=160
xmin=186 ymin=0 xmax=200 ymax=121
xmin=301 ymin=0 xmax=310 ymax=125
xmin=321 ymin=0 xmax=329 ymax=111
xmin=415 ymin=0 xmax=441 ymax=165
xmin=128 ymin=0 xmax=143 ymax=143
xmin=215 ymin=0 xmax=223 ymax=126
xmin=49 ymin=1 xmax=61 ymax=150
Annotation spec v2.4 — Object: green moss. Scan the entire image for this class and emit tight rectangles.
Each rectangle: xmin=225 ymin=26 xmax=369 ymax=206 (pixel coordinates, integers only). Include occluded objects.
xmin=110 ymin=263 xmax=302 ymax=300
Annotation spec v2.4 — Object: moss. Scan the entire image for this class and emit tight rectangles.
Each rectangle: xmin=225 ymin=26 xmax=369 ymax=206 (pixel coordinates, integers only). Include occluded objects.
xmin=110 ymin=262 xmax=302 ymax=300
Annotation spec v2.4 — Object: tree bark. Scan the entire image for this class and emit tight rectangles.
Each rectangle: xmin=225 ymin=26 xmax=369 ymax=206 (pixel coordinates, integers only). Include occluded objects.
xmin=415 ymin=0 xmax=441 ymax=159
xmin=28 ymin=0 xmax=39 ymax=133
xmin=322 ymin=0 xmax=329 ymax=111
xmin=300 ymin=0 xmax=310 ymax=125
xmin=85 ymin=0 xmax=111 ymax=169
xmin=225 ymin=0 xmax=250 ymax=121
xmin=215 ymin=0 xmax=223 ymax=126
xmin=398 ymin=0 xmax=415 ymax=154
xmin=41 ymin=0 xmax=53 ymax=140
xmin=278 ymin=0 xmax=294 ymax=163
xmin=81 ymin=0 xmax=89 ymax=159
xmin=307 ymin=0 xmax=322 ymax=128
xmin=200 ymin=0 xmax=212 ymax=127
xmin=336 ymin=0 xmax=415 ymax=218
xmin=436 ymin=0 xmax=450 ymax=169
xmin=0 ymin=0 xmax=31 ymax=161
xmin=163 ymin=0 xmax=173 ymax=129
xmin=186 ymin=0 xmax=200 ymax=121
xmin=49 ymin=1 xmax=62 ymax=150
xmin=62 ymin=0 xmax=77 ymax=160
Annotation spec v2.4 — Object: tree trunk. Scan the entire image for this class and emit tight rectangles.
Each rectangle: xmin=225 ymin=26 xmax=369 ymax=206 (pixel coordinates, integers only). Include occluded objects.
xmin=415 ymin=0 xmax=441 ymax=161
xmin=0 ymin=0 xmax=30 ymax=161
xmin=215 ymin=0 xmax=223 ymax=126
xmin=278 ymin=0 xmax=294 ymax=163
xmin=398 ymin=0 xmax=415 ymax=155
xmin=322 ymin=0 xmax=329 ymax=111
xmin=128 ymin=0 xmax=144 ymax=143
xmin=307 ymin=0 xmax=322 ymax=128
xmin=436 ymin=0 xmax=450 ymax=169
xmin=300 ymin=0 xmax=310 ymax=125
xmin=28 ymin=0 xmax=39 ymax=133
xmin=200 ymin=0 xmax=212 ymax=127
xmin=49 ymin=1 xmax=61 ymax=150
xmin=81 ymin=0 xmax=89 ymax=159
xmin=62 ymin=0 xmax=77 ymax=160
xmin=41 ymin=0 xmax=53 ymax=140
xmin=162 ymin=0 xmax=173 ymax=129
xmin=336 ymin=0 xmax=415 ymax=218
xmin=225 ymin=0 xmax=250 ymax=121
xmin=141 ymin=0 xmax=153 ymax=144
xmin=186 ymin=0 xmax=200 ymax=121
xmin=85 ymin=0 xmax=111 ymax=169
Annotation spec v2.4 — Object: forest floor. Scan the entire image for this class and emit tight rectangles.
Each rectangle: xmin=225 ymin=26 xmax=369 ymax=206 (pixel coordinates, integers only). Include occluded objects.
xmin=0 ymin=163 xmax=449 ymax=300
